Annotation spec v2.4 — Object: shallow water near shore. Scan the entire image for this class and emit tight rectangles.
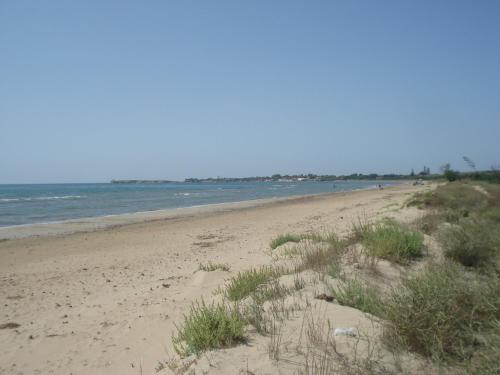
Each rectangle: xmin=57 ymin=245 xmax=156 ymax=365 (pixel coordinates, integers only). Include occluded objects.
xmin=0 ymin=181 xmax=393 ymax=227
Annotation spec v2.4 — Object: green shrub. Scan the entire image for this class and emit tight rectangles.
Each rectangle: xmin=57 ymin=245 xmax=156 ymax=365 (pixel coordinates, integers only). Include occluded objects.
xmin=362 ymin=220 xmax=424 ymax=264
xmin=198 ymin=261 xmax=230 ymax=272
xmin=438 ymin=219 xmax=499 ymax=270
xmin=225 ymin=267 xmax=273 ymax=301
xmin=173 ymin=300 xmax=245 ymax=356
xmin=332 ymin=279 xmax=384 ymax=317
xmin=384 ymin=262 xmax=500 ymax=362
xmin=444 ymin=169 xmax=459 ymax=182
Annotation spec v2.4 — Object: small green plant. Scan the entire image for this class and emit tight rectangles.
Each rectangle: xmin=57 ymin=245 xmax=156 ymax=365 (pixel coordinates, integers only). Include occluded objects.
xmin=362 ymin=219 xmax=423 ymax=264
xmin=173 ymin=300 xmax=245 ymax=356
xmin=332 ymin=278 xmax=384 ymax=317
xmin=198 ymin=261 xmax=230 ymax=272
xmin=270 ymin=234 xmax=302 ymax=249
xmin=225 ymin=267 xmax=273 ymax=301
xmin=383 ymin=262 xmax=500 ymax=362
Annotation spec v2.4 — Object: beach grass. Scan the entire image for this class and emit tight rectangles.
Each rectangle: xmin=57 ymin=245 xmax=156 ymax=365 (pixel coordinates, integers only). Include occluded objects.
xmin=173 ymin=300 xmax=245 ymax=356
xmin=332 ymin=278 xmax=384 ymax=317
xmin=383 ymin=262 xmax=500 ymax=364
xmin=361 ymin=219 xmax=424 ymax=264
xmin=438 ymin=218 xmax=499 ymax=270
xmin=270 ymin=234 xmax=303 ymax=249
xmin=270 ymin=232 xmax=338 ymax=250
xmin=225 ymin=267 xmax=274 ymax=301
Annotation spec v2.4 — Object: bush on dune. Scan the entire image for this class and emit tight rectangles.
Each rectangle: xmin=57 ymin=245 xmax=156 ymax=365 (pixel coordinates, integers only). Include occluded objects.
xmin=362 ymin=219 xmax=424 ymax=264
xmin=383 ymin=262 xmax=500 ymax=363
xmin=438 ymin=218 xmax=499 ymax=271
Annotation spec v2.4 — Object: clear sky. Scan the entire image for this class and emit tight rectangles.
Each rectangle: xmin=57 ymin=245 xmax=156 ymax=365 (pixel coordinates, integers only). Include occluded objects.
xmin=1 ymin=1 xmax=499 ymax=183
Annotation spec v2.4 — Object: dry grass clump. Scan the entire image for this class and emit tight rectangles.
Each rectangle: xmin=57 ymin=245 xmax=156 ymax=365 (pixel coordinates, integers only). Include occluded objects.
xmin=383 ymin=262 xmax=500 ymax=364
xmin=173 ymin=300 xmax=245 ymax=356
xmin=295 ymin=235 xmax=347 ymax=273
xmin=198 ymin=261 xmax=230 ymax=272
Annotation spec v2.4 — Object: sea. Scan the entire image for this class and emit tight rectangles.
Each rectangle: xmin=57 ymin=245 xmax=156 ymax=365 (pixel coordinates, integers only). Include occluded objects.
xmin=0 ymin=180 xmax=394 ymax=227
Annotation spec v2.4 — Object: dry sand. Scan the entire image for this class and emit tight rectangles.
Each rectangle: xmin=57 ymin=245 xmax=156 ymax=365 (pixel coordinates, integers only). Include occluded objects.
xmin=0 ymin=183 xmax=429 ymax=375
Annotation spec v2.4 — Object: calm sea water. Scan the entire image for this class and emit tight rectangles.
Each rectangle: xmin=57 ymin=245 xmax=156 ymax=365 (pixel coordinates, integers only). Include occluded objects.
xmin=0 ymin=181 xmax=393 ymax=227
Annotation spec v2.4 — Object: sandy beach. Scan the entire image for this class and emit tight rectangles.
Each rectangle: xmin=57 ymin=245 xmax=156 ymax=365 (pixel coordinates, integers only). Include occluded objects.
xmin=0 ymin=183 xmax=427 ymax=375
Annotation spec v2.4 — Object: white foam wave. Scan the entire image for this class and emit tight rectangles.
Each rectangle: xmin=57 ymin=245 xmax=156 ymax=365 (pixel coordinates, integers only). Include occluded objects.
xmin=0 ymin=195 xmax=87 ymax=203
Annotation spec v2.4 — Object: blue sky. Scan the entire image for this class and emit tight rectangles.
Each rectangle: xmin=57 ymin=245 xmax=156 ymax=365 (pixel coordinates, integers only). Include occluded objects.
xmin=1 ymin=1 xmax=499 ymax=183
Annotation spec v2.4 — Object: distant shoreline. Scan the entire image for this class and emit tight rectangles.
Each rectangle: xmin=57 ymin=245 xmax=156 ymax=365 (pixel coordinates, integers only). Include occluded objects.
xmin=0 ymin=183 xmax=403 ymax=240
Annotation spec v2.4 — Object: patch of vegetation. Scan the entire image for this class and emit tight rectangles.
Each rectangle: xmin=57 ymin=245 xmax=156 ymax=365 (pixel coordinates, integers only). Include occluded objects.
xmin=225 ymin=267 xmax=274 ymax=301
xmin=408 ymin=183 xmax=486 ymax=212
xmin=414 ymin=211 xmax=443 ymax=234
xmin=482 ymin=206 xmax=500 ymax=223
xmin=332 ymin=278 xmax=384 ymax=317
xmin=270 ymin=233 xmax=303 ymax=249
xmin=252 ymin=279 xmax=291 ymax=306
xmin=326 ymin=261 xmax=342 ymax=279
xmin=444 ymin=169 xmax=459 ymax=182
xmin=198 ymin=261 xmax=230 ymax=272
xmin=242 ymin=280 xmax=293 ymax=335
xmin=383 ymin=262 xmax=500 ymax=363
xmin=270 ymin=232 xmax=338 ymax=250
xmin=293 ymin=274 xmax=306 ymax=290
xmin=362 ymin=219 xmax=424 ymax=264
xmin=438 ymin=219 xmax=499 ymax=271
xmin=173 ymin=300 xmax=245 ymax=356
xmin=296 ymin=238 xmax=345 ymax=272
xmin=349 ymin=216 xmax=372 ymax=243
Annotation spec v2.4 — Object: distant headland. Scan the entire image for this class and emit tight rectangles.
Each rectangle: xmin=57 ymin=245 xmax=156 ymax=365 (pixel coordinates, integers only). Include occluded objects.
xmin=110 ymin=168 xmax=441 ymax=184
xmin=110 ymin=180 xmax=174 ymax=184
